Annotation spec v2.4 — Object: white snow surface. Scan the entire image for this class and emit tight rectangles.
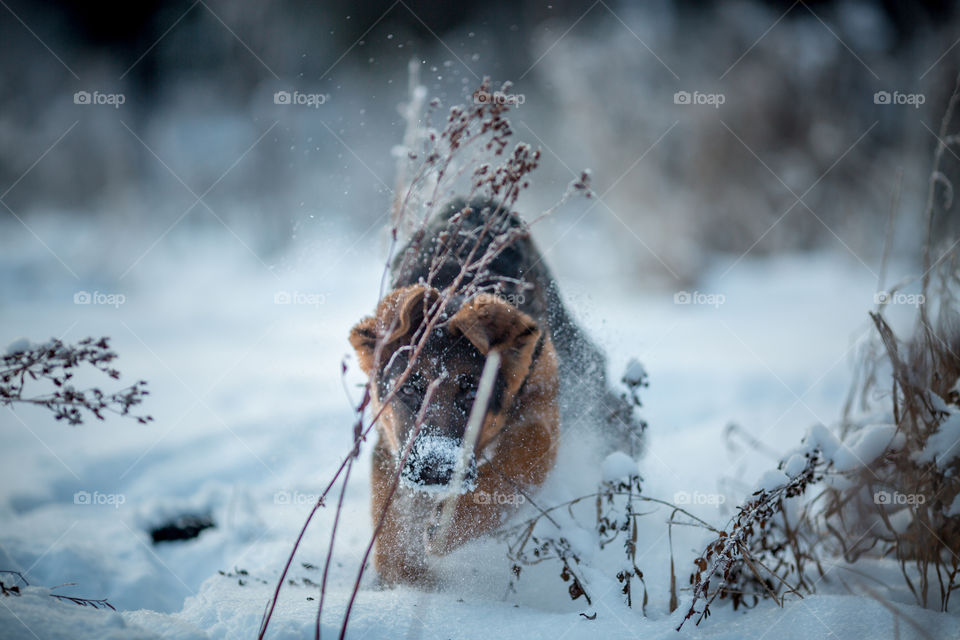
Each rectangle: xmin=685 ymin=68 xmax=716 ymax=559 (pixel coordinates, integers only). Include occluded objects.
xmin=753 ymin=469 xmax=790 ymax=494
xmin=622 ymin=358 xmax=648 ymax=387
xmin=600 ymin=451 xmax=638 ymax=483
xmin=913 ymin=409 xmax=960 ymax=467
xmin=782 ymin=453 xmax=808 ymax=477
xmin=1 ymin=217 xmax=956 ymax=639
xmin=5 ymin=337 xmax=31 ymax=355
xmin=948 ymin=495 xmax=960 ymax=518
xmin=833 ymin=424 xmax=903 ymax=473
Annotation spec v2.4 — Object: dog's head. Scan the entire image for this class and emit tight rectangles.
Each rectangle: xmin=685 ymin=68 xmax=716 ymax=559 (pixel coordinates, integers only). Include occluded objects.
xmin=350 ymin=285 xmax=541 ymax=492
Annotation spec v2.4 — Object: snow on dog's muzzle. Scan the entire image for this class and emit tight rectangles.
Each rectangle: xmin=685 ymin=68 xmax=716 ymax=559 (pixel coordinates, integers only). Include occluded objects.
xmin=401 ymin=433 xmax=478 ymax=494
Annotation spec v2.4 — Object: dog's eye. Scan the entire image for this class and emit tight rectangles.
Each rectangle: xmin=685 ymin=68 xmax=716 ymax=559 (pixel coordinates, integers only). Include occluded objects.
xmin=458 ymin=378 xmax=478 ymax=402
xmin=400 ymin=383 xmax=417 ymax=396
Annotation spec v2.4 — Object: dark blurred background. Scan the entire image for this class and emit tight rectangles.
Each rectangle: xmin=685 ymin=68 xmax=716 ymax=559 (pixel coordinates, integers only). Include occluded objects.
xmin=2 ymin=0 xmax=958 ymax=283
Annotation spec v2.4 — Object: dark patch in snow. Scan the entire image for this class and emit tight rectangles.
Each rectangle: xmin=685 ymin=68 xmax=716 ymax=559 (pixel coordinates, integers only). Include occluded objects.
xmin=149 ymin=513 xmax=215 ymax=544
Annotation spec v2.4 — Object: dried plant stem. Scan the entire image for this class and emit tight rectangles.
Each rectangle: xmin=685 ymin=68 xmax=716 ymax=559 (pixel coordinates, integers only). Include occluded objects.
xmin=432 ymin=350 xmax=502 ymax=551
xmin=315 ymin=453 xmax=356 ymax=640
xmin=921 ymin=73 xmax=960 ymax=338
xmin=877 ymin=168 xmax=903 ymax=296
xmin=392 ymin=58 xmax=425 ymax=228
xmin=339 ymin=377 xmax=445 ymax=639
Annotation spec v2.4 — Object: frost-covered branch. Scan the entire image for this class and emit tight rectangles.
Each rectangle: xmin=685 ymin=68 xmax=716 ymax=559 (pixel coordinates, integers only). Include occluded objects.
xmin=1 ymin=337 xmax=152 ymax=426
xmin=0 ymin=571 xmax=116 ymax=611
xmin=678 ymin=450 xmax=824 ymax=629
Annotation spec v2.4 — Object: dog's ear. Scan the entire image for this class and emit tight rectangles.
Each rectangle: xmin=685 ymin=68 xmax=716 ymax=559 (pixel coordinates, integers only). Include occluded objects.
xmin=349 ymin=285 xmax=440 ymax=375
xmin=449 ymin=294 xmax=541 ymax=392
xmin=349 ymin=316 xmax=379 ymax=375
xmin=382 ymin=285 xmax=439 ymax=345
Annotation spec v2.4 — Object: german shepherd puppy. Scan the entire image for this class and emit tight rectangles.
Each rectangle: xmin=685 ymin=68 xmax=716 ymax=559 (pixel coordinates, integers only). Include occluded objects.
xmin=349 ymin=198 xmax=641 ymax=585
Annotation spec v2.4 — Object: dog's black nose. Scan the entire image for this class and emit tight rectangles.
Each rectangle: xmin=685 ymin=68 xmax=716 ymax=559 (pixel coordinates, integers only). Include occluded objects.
xmin=401 ymin=434 xmax=478 ymax=493
xmin=414 ymin=463 xmax=454 ymax=486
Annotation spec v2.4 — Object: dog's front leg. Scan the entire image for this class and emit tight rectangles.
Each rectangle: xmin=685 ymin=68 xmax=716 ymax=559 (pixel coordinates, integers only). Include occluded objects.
xmin=424 ymin=419 xmax=559 ymax=556
xmin=370 ymin=440 xmax=437 ymax=586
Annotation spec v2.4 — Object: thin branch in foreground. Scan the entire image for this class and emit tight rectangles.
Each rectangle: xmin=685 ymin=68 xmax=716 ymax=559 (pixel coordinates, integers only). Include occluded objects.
xmin=430 ymin=350 xmax=501 ymax=552
xmin=0 ymin=571 xmax=116 ymax=611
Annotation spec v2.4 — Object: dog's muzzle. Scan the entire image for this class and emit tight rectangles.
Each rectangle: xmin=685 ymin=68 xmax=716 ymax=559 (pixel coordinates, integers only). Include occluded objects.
xmin=401 ymin=434 xmax=478 ymax=494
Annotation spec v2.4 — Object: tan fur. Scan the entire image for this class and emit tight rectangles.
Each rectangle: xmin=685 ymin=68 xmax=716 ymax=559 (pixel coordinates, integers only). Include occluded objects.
xmin=448 ymin=294 xmax=541 ymax=397
xmin=370 ymin=441 xmax=435 ymax=585
xmin=351 ymin=287 xmax=561 ymax=585
xmin=349 ymin=285 xmax=439 ymax=378
xmin=426 ymin=339 xmax=559 ymax=555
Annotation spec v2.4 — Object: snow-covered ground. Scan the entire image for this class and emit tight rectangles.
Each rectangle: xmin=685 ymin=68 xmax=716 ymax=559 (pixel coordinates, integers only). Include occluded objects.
xmin=0 ymin=212 xmax=952 ymax=639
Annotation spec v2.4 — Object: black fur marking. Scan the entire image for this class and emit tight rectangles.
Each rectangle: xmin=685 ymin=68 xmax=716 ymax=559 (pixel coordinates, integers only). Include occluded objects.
xmin=389 ymin=197 xmax=645 ymax=456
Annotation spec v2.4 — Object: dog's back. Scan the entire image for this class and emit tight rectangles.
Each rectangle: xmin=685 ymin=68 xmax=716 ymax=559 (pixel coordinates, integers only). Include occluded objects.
xmin=392 ymin=198 xmax=643 ymax=455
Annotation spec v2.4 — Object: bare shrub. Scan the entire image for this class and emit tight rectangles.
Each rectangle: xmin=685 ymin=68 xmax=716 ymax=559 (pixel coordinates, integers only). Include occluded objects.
xmin=1 ymin=337 xmax=151 ymax=426
xmin=817 ymin=75 xmax=960 ymax=613
xmin=678 ymin=451 xmax=825 ymax=629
